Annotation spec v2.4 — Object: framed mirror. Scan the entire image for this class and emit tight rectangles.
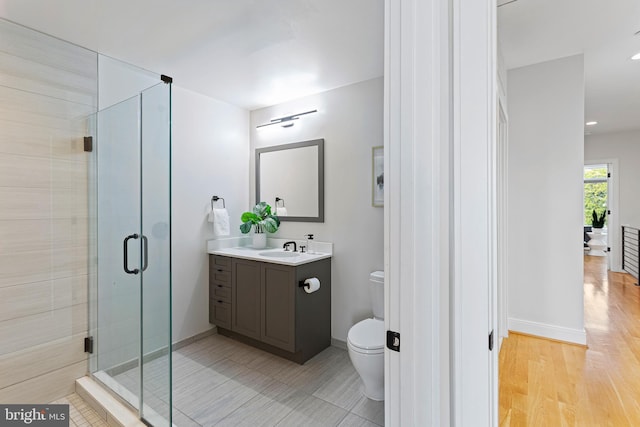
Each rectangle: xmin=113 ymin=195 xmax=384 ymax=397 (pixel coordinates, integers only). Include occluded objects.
xmin=256 ymin=139 xmax=324 ymax=222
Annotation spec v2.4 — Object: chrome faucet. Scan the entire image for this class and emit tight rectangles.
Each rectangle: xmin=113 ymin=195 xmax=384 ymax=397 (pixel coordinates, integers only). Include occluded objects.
xmin=283 ymin=241 xmax=297 ymax=252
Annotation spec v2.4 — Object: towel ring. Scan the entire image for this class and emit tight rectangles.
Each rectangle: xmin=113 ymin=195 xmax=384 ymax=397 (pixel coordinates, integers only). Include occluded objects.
xmin=275 ymin=197 xmax=285 ymax=207
xmin=211 ymin=196 xmax=225 ymax=209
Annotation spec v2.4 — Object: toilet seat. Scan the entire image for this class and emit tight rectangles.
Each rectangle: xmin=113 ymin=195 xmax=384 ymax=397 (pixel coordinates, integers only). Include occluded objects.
xmin=348 ymin=318 xmax=384 ymax=354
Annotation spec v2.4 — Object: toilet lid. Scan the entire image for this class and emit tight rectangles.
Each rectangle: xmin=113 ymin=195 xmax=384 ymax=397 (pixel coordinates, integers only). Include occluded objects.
xmin=348 ymin=319 xmax=384 ymax=350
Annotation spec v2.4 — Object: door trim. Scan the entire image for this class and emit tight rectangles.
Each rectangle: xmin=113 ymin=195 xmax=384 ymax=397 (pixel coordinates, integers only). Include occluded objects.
xmin=585 ymin=159 xmax=620 ymax=272
xmin=386 ymin=0 xmax=497 ymax=424
xmin=384 ymin=0 xmax=452 ymax=424
xmin=497 ymin=99 xmax=509 ymax=346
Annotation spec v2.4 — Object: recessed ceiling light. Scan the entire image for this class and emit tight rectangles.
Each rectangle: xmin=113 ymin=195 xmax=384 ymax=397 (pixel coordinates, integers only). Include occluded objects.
xmin=586 ymin=121 xmax=598 ymax=126
xmin=632 ymin=52 xmax=640 ymax=61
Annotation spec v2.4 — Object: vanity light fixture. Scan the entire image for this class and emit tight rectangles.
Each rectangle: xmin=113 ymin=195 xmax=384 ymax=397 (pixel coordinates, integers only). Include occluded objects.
xmin=256 ymin=109 xmax=318 ymax=129
xmin=586 ymin=121 xmax=598 ymax=126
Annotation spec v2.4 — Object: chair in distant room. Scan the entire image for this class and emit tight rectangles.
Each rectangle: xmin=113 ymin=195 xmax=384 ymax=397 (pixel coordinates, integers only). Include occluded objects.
xmin=584 ymin=226 xmax=592 ymax=252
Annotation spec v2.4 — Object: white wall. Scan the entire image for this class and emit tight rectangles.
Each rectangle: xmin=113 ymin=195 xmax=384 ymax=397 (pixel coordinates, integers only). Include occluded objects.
xmin=585 ymin=130 xmax=640 ymax=227
xmin=172 ymin=87 xmax=249 ymax=342
xmin=507 ymin=55 xmax=586 ymax=344
xmin=250 ymin=78 xmax=384 ymax=342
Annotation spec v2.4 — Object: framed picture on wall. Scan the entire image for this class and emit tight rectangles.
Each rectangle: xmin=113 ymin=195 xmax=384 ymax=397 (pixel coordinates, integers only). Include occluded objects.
xmin=372 ymin=146 xmax=384 ymax=207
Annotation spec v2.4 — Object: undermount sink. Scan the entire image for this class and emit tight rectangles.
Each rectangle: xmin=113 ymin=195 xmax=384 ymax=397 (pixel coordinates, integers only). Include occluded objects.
xmin=258 ymin=251 xmax=301 ymax=258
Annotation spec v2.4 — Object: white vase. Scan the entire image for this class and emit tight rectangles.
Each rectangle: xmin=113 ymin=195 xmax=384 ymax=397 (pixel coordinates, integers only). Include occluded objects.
xmin=591 ymin=227 xmax=603 ymax=235
xmin=252 ymin=232 xmax=267 ymax=249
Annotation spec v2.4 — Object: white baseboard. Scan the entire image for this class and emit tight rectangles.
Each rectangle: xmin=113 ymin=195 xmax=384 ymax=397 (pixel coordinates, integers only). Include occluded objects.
xmin=508 ymin=317 xmax=586 ymax=345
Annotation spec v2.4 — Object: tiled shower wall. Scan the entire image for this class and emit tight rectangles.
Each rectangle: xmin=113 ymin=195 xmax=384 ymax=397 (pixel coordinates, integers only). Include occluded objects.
xmin=0 ymin=19 xmax=97 ymax=402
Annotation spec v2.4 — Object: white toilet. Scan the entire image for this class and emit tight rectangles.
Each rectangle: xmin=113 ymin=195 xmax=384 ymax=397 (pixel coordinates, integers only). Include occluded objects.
xmin=347 ymin=270 xmax=385 ymax=401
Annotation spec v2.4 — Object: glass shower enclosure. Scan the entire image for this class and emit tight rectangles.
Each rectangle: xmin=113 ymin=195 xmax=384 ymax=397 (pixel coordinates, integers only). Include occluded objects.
xmin=90 ymin=80 xmax=172 ymax=426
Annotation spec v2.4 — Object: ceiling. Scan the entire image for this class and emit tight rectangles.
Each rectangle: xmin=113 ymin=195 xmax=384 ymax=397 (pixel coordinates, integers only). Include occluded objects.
xmin=498 ymin=0 xmax=640 ymax=135
xmin=3 ymin=0 xmax=636 ymax=134
xmin=0 ymin=0 xmax=384 ymax=110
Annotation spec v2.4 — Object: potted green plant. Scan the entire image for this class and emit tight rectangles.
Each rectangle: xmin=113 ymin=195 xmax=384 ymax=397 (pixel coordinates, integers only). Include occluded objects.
xmin=240 ymin=201 xmax=280 ymax=248
xmin=591 ymin=209 xmax=606 ymax=232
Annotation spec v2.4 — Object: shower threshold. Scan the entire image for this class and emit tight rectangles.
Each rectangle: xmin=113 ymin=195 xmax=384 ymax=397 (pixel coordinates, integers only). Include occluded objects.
xmin=81 ymin=374 xmax=174 ymax=427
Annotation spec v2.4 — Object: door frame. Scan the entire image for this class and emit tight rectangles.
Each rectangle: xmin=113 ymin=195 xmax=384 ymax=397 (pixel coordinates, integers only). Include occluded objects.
xmin=584 ymin=158 xmax=620 ymax=271
xmin=384 ymin=0 xmax=451 ymax=424
xmin=497 ymin=98 xmax=509 ymax=345
xmin=384 ymin=0 xmax=498 ymax=425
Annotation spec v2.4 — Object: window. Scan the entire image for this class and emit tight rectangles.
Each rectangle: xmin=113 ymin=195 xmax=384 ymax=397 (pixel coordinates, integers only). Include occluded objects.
xmin=584 ymin=164 xmax=608 ymax=226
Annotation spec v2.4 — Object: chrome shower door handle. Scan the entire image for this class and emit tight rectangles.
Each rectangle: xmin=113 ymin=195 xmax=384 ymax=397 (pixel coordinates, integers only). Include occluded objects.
xmin=124 ymin=234 xmax=140 ymax=275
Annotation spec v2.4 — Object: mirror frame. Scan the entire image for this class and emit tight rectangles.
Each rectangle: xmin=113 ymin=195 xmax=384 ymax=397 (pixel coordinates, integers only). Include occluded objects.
xmin=255 ymin=138 xmax=324 ymax=222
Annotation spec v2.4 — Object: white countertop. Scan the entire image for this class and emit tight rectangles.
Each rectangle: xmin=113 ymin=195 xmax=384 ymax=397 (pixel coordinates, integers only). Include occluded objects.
xmin=207 ymin=237 xmax=333 ymax=266
xmin=208 ymin=246 xmax=331 ymax=266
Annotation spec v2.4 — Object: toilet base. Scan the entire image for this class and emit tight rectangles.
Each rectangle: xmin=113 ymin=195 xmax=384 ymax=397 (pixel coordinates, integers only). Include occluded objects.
xmin=362 ymin=384 xmax=384 ymax=401
xmin=348 ymin=344 xmax=384 ymax=402
xmin=348 ymin=316 xmax=385 ymax=403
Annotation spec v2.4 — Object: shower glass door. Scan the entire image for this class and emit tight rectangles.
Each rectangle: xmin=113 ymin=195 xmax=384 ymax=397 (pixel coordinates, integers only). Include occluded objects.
xmin=94 ymin=81 xmax=171 ymax=426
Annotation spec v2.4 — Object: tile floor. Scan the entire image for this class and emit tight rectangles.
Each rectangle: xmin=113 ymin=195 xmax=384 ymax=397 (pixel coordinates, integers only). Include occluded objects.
xmin=113 ymin=333 xmax=384 ymax=426
xmin=51 ymin=393 xmax=108 ymax=427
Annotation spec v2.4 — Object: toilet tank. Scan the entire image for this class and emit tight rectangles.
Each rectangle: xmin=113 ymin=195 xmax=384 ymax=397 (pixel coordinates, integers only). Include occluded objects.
xmin=370 ymin=271 xmax=385 ymax=320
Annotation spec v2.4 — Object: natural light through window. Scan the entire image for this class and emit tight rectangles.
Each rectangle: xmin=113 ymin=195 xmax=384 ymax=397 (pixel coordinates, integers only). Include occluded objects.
xmin=584 ymin=164 xmax=608 ymax=226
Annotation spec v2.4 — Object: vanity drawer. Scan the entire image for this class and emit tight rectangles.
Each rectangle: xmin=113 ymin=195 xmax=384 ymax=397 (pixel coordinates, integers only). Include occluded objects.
xmin=210 ymin=268 xmax=231 ymax=286
xmin=210 ymin=283 xmax=231 ymax=303
xmin=210 ymin=299 xmax=231 ymax=329
xmin=210 ymin=255 xmax=232 ymax=271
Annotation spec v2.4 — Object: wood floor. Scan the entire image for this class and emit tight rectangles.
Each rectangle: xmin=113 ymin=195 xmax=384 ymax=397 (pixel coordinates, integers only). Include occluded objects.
xmin=499 ymin=255 xmax=640 ymax=426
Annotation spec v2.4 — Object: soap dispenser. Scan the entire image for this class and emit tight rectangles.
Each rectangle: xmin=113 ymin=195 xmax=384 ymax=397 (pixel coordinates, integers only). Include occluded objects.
xmin=306 ymin=234 xmax=315 ymax=254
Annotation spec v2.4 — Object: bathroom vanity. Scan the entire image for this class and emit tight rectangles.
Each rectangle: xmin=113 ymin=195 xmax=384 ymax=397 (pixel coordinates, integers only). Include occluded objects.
xmin=208 ymin=247 xmax=331 ymax=364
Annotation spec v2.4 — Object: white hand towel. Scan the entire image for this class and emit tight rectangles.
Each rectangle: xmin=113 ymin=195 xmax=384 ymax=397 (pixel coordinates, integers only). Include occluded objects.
xmin=208 ymin=208 xmax=230 ymax=236
xmin=276 ymin=206 xmax=288 ymax=216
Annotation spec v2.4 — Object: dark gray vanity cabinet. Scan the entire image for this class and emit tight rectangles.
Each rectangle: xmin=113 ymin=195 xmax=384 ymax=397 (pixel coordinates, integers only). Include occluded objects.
xmin=261 ymin=263 xmax=296 ymax=352
xmin=231 ymin=258 xmax=262 ymax=340
xmin=209 ymin=255 xmax=232 ymax=329
xmin=208 ymin=254 xmax=331 ymax=364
